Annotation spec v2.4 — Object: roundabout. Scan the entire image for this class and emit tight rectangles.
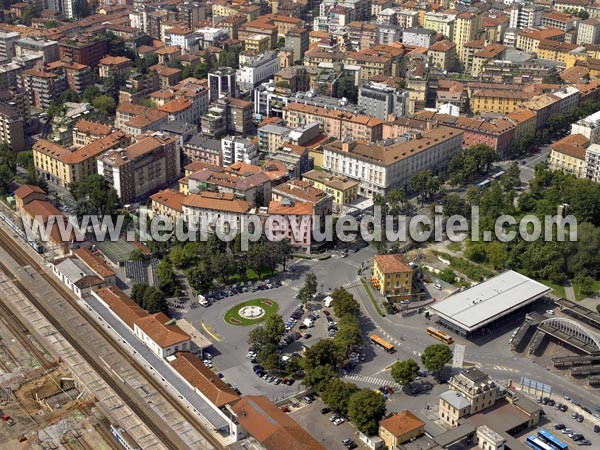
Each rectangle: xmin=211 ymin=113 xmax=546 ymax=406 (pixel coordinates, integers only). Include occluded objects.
xmin=224 ymin=299 xmax=278 ymax=326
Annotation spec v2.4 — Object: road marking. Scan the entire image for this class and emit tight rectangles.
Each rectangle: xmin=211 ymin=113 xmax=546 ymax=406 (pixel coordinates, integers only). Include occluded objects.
xmin=200 ymin=321 xmax=221 ymax=342
xmin=342 ymin=373 xmax=403 ymax=390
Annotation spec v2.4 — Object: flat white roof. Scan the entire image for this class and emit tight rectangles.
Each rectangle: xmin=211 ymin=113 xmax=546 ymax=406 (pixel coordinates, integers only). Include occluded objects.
xmin=429 ymin=270 xmax=550 ymax=332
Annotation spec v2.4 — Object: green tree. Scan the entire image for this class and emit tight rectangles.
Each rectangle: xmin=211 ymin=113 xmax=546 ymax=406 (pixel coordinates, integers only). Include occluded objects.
xmin=16 ymin=151 xmax=33 ymax=169
xmin=574 ymin=274 xmax=595 ymax=297
xmin=130 ymin=283 xmax=148 ymax=304
xmin=129 ymin=248 xmax=145 ymax=261
xmin=169 ymin=246 xmax=187 ymax=267
xmin=26 ymin=166 xmax=48 ymax=191
xmin=421 ymin=344 xmax=453 ymax=376
xmin=391 ymin=359 xmax=420 ymax=385
xmin=441 ymin=194 xmax=468 ymax=218
xmin=331 ymin=288 xmax=360 ymax=318
xmin=409 ymin=170 xmax=441 ymax=205
xmin=303 ymin=364 xmax=337 ymax=391
xmin=321 ymin=379 xmax=358 ymax=416
xmin=334 ymin=313 xmax=363 ymax=353
xmin=338 ymin=73 xmax=358 ymax=103
xmin=303 ymin=272 xmax=317 ymax=298
xmin=60 ymin=89 xmax=80 ymax=103
xmin=82 ymin=85 xmax=101 ymax=103
xmin=347 ymin=389 xmax=386 ymax=434
xmin=70 ymin=174 xmax=119 ymax=218
xmin=92 ymin=95 xmax=116 ymax=114
xmin=156 ymin=260 xmax=179 ymax=296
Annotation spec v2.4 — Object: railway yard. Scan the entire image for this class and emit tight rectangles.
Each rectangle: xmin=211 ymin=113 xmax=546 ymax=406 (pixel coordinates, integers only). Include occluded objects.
xmin=0 ymin=222 xmax=222 ymax=450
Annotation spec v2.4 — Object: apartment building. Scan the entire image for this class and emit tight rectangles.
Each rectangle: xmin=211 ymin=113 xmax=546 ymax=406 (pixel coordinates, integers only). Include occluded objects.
xmin=585 ymin=144 xmax=600 ymax=182
xmin=15 ymin=37 xmax=59 ymax=63
xmin=221 ymin=136 xmax=259 ymax=166
xmin=236 ymin=50 xmax=280 ymax=91
xmin=515 ymin=29 xmax=565 ymax=53
xmin=322 ymin=127 xmax=463 ymax=198
xmin=428 ymin=40 xmax=457 ymax=72
xmin=257 ymin=123 xmax=291 ymax=153
xmin=208 ymin=67 xmax=237 ymax=102
xmin=186 ymin=164 xmax=271 ymax=207
xmin=0 ymin=103 xmax=24 ymax=151
xmin=150 ymin=189 xmax=187 ymax=223
xmin=33 ymin=131 xmax=129 ymax=187
xmin=572 ymin=110 xmax=600 ymax=143
xmin=98 ymin=134 xmax=181 ymax=204
xmin=182 ymin=192 xmax=251 ymax=235
xmin=347 ymin=21 xmax=380 ymax=51
xmin=182 ymin=134 xmax=222 ymax=165
xmin=22 ymin=66 xmax=67 ymax=109
xmin=59 ymin=35 xmax=109 ymax=67
xmin=402 ymin=28 xmax=436 ymax=48
xmin=453 ymin=12 xmax=480 ymax=61
xmin=302 ymin=170 xmax=359 ymax=206
xmin=98 ymin=55 xmax=133 ymax=79
xmin=358 ymin=82 xmax=408 ymax=120
xmin=412 ymin=111 xmax=516 ymax=157
xmin=542 ymin=11 xmax=579 ymax=32
xmin=471 ymin=43 xmax=507 ymax=77
xmin=283 ymin=103 xmax=384 ymax=143
xmin=423 ymin=12 xmax=456 ymax=40
xmin=577 ymin=18 xmax=600 ymax=45
xmin=549 ymin=133 xmax=589 ymax=178
xmin=373 ymin=253 xmax=413 ymax=298
xmin=510 ymin=4 xmax=544 ymax=29
xmin=72 ymin=119 xmax=113 ymax=147
xmin=114 ymin=103 xmax=169 ymax=136
xmin=0 ymin=31 xmax=19 ymax=60
xmin=470 ymin=88 xmax=533 ymax=115
xmin=61 ymin=63 xmax=93 ymax=94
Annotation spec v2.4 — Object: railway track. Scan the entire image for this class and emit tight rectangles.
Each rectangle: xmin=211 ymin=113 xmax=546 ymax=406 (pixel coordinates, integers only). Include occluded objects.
xmin=0 ymin=228 xmax=224 ymax=450
xmin=0 ymin=292 xmax=55 ymax=371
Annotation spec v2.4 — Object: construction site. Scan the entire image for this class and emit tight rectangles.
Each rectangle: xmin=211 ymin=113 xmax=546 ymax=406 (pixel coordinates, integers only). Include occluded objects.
xmin=0 ymin=300 xmax=120 ymax=450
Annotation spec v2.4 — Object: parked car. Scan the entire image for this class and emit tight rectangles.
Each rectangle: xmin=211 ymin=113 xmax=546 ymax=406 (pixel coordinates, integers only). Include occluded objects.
xmin=578 ymin=440 xmax=591 ymax=446
xmin=593 ymin=425 xmax=600 ymax=433
xmin=321 ymin=408 xmax=331 ymax=414
xmin=554 ymin=424 xmax=566 ymax=430
xmin=577 ymin=415 xmax=584 ymax=423
xmin=560 ymin=404 xmax=568 ymax=412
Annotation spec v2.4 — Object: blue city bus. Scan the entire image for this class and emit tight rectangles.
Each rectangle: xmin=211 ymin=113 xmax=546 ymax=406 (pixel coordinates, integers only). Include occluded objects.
xmin=526 ymin=436 xmax=554 ymax=450
xmin=538 ymin=430 xmax=569 ymax=450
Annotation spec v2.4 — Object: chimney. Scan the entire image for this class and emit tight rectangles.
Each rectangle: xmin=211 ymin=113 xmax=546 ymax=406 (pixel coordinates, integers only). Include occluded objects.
xmin=341 ymin=141 xmax=356 ymax=152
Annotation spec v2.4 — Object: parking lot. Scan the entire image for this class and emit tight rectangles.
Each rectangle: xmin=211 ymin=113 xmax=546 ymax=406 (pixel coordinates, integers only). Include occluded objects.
xmin=290 ymin=399 xmax=363 ymax=450
xmin=531 ymin=396 xmax=600 ymax=448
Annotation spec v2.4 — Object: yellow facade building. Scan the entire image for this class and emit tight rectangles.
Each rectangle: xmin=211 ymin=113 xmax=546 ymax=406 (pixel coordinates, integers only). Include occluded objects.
xmin=470 ymin=89 xmax=532 ymax=114
xmin=33 ymin=131 xmax=129 ymax=187
xmin=373 ymin=254 xmax=413 ymax=299
xmin=302 ymin=170 xmax=359 ymax=206
xmin=379 ymin=411 xmax=425 ymax=450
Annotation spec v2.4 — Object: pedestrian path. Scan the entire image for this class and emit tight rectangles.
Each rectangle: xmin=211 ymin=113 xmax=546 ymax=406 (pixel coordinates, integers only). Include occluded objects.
xmin=342 ymin=373 xmax=403 ymax=390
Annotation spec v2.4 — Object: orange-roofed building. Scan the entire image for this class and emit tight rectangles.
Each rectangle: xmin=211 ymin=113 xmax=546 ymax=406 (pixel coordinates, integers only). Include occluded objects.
xmin=134 ymin=312 xmax=191 ymax=358
xmin=549 ymin=133 xmax=590 ymax=178
xmin=33 ymin=131 xmax=130 ymax=187
xmin=373 ymin=254 xmax=414 ymax=299
xmin=92 ymin=286 xmax=148 ymax=329
xmin=98 ymin=55 xmax=133 ymax=79
xmin=14 ymin=184 xmax=45 ymax=210
xmin=150 ymin=189 xmax=186 ymax=222
xmin=72 ymin=119 xmax=113 ymax=147
xmin=379 ymin=411 xmax=425 ymax=448
xmin=266 ymin=200 xmax=313 ymax=253
xmin=169 ymin=351 xmax=240 ymax=407
xmin=232 ymin=396 xmax=326 ymax=450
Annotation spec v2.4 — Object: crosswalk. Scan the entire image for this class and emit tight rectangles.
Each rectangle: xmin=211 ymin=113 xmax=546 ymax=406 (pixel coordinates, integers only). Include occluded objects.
xmin=343 ymin=277 xmax=360 ymax=289
xmin=342 ymin=373 xmax=403 ymax=390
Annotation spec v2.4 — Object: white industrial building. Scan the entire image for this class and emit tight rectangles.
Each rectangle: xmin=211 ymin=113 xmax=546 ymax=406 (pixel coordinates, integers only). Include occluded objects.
xmin=428 ymin=271 xmax=550 ymax=336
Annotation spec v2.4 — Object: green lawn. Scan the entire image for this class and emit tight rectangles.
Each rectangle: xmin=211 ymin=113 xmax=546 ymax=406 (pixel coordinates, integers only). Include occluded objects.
xmin=361 ymin=278 xmax=385 ymax=317
xmin=573 ymin=280 xmax=600 ymax=301
xmin=540 ymin=280 xmax=566 ymax=299
xmin=225 ymin=267 xmax=274 ymax=283
xmin=224 ymin=298 xmax=279 ymax=326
